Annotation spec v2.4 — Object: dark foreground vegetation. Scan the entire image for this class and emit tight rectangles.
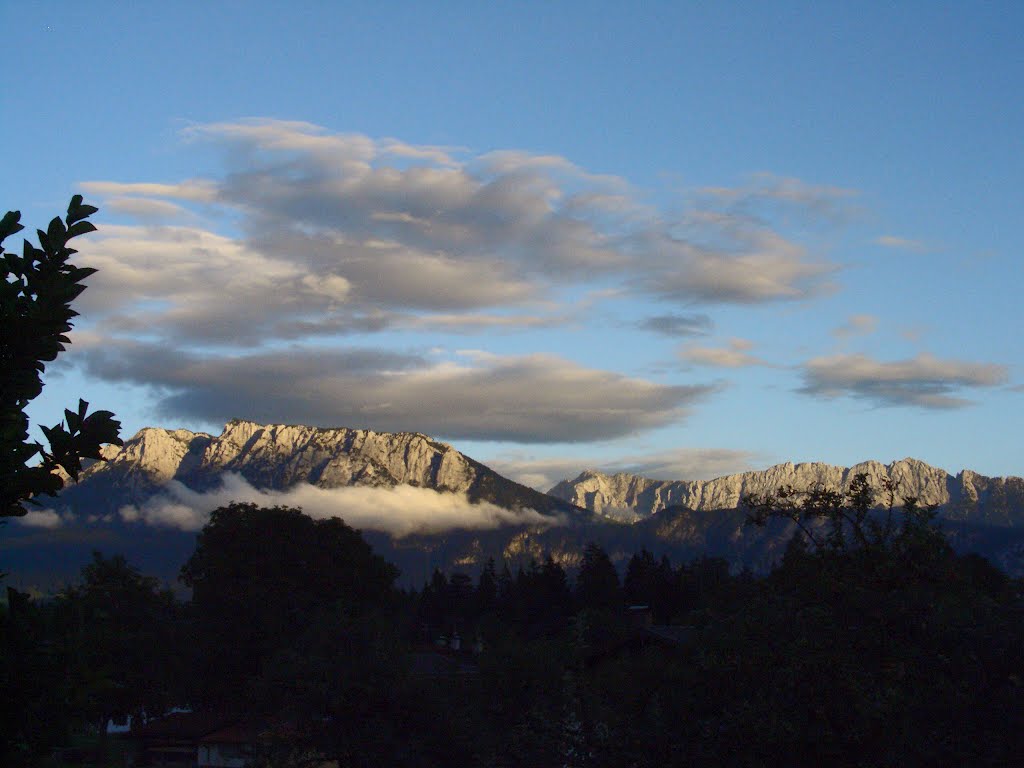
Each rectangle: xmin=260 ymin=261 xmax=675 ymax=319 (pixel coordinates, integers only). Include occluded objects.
xmin=3 ymin=478 xmax=1024 ymax=768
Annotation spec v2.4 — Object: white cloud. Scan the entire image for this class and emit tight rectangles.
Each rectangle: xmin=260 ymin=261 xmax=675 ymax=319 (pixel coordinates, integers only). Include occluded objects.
xmin=13 ymin=508 xmax=63 ymax=529
xmin=116 ymin=473 xmax=565 ymax=537
xmin=800 ymin=352 xmax=1008 ymax=409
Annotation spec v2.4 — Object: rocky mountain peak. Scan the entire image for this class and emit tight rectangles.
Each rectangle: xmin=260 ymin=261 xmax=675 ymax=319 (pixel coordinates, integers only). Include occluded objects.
xmin=56 ymin=420 xmax=586 ymax=521
xmin=549 ymin=458 xmax=1024 ymax=528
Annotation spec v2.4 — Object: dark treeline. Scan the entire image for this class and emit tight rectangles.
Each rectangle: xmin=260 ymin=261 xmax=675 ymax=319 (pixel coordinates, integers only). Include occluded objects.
xmin=4 ymin=485 xmax=1024 ymax=767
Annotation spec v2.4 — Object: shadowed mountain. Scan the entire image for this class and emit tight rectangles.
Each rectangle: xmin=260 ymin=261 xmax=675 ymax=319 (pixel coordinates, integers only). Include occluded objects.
xmin=4 ymin=423 xmax=1023 ymax=591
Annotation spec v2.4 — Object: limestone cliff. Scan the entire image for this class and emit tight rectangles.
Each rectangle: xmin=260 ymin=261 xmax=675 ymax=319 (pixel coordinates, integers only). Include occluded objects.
xmin=548 ymin=459 xmax=1024 ymax=527
xmin=62 ymin=420 xmax=583 ymax=518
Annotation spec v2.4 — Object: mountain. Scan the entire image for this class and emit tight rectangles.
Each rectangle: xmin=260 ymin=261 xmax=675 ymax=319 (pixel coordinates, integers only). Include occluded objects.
xmin=54 ymin=419 xmax=587 ymax=521
xmin=5 ymin=423 xmax=1024 ymax=592
xmin=549 ymin=459 xmax=1024 ymax=528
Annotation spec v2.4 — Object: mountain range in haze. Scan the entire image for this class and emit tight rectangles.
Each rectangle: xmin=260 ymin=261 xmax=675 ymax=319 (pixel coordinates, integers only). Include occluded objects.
xmin=5 ymin=420 xmax=1024 ymax=590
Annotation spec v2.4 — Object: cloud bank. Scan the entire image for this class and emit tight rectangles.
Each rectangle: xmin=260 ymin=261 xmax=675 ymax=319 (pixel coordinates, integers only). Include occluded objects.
xmin=117 ymin=473 xmax=564 ymax=537
xmin=65 ymin=120 xmax=853 ymax=442
xmin=76 ymin=121 xmax=838 ymax=334
xmin=74 ymin=342 xmax=713 ymax=442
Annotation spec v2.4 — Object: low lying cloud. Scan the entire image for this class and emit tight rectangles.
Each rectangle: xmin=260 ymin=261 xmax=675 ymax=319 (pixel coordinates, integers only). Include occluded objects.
xmin=75 ymin=342 xmax=713 ymax=443
xmin=12 ymin=509 xmax=64 ymax=529
xmin=117 ymin=473 xmax=565 ymax=536
xmin=800 ymin=353 xmax=1008 ymax=409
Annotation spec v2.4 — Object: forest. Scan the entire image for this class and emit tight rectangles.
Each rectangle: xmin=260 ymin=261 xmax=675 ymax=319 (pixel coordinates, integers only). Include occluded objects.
xmin=3 ymin=486 xmax=1024 ymax=767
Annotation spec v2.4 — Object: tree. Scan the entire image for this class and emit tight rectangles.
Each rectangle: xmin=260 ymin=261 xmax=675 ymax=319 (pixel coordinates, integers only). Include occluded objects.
xmin=742 ymin=472 xmax=950 ymax=571
xmin=1 ymin=197 xmax=121 ymax=518
xmin=180 ymin=502 xmax=399 ymax=705
xmin=56 ymin=553 xmax=185 ymax=758
xmin=575 ymin=543 xmax=621 ymax=612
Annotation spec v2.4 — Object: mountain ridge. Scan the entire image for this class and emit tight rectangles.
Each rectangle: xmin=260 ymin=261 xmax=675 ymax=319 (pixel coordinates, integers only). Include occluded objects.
xmin=56 ymin=419 xmax=589 ymax=521
xmin=548 ymin=459 xmax=1024 ymax=527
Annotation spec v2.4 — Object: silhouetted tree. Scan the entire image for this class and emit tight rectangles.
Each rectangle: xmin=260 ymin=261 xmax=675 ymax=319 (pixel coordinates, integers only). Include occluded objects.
xmin=57 ymin=553 xmax=184 ymax=759
xmin=180 ymin=503 xmax=398 ymax=705
xmin=1 ymin=198 xmax=121 ymax=519
xmin=575 ymin=543 xmax=621 ymax=611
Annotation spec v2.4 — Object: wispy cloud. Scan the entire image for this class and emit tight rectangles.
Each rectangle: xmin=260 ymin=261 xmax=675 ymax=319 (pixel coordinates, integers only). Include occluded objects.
xmin=874 ymin=235 xmax=931 ymax=253
xmin=832 ymin=314 xmax=878 ymax=339
xmin=679 ymin=338 xmax=767 ymax=368
xmin=116 ymin=473 xmax=564 ymax=536
xmin=799 ymin=353 xmax=1008 ymax=409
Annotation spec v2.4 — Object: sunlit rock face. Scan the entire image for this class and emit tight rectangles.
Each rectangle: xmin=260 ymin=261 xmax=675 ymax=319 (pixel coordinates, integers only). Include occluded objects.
xmin=549 ymin=459 xmax=1024 ymax=527
xmin=64 ymin=420 xmax=582 ymax=518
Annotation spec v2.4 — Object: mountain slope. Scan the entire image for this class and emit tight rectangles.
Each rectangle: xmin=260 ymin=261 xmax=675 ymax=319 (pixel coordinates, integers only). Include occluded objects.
xmin=548 ymin=459 xmax=1024 ymax=527
xmin=55 ymin=419 xmax=587 ymax=520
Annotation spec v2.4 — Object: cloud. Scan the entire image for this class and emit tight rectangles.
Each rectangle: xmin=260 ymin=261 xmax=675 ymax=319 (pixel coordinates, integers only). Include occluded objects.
xmin=116 ymin=473 xmax=564 ymax=536
xmin=104 ymin=197 xmax=191 ymax=222
xmin=874 ymin=235 xmax=931 ymax=253
xmin=832 ymin=314 xmax=878 ymax=339
xmin=680 ymin=338 xmax=766 ymax=368
xmin=699 ymin=173 xmax=859 ymax=222
xmin=799 ymin=353 xmax=1008 ymax=409
xmin=630 ymin=225 xmax=835 ymax=304
xmin=63 ymin=121 xmax=851 ymax=442
xmin=12 ymin=509 xmax=63 ymax=529
xmin=76 ymin=120 xmax=836 ymax=347
xmin=486 ymin=447 xmax=762 ymax=491
xmin=75 ymin=342 xmax=714 ymax=443
xmin=638 ymin=313 xmax=713 ymax=337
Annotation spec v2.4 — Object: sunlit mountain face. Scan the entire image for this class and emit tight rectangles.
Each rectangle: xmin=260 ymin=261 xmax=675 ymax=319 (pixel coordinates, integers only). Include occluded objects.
xmin=7 ymin=422 xmax=1023 ymax=593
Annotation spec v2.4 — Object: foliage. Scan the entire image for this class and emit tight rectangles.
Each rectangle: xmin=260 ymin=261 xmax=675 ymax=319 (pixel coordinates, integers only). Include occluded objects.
xmin=180 ymin=502 xmax=399 ymax=705
xmin=1 ymin=197 xmax=121 ymax=518
xmin=743 ymin=472 xmax=951 ymax=573
xmin=575 ymin=542 xmax=621 ymax=611
xmin=6 ymin=488 xmax=1023 ymax=766
xmin=56 ymin=554 xmax=186 ymax=742
xmin=0 ymin=587 xmax=76 ymax=767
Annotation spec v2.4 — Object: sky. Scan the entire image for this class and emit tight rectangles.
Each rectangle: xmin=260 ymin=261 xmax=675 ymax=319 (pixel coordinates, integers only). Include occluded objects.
xmin=5 ymin=2 xmax=1023 ymax=491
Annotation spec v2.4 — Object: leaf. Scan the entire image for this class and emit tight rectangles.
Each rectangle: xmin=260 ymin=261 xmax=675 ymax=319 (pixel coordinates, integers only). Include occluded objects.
xmin=66 ymin=197 xmax=99 ymax=225
xmin=66 ymin=220 xmax=98 ymax=240
xmin=47 ymin=216 xmax=68 ymax=248
xmin=0 ymin=209 xmax=24 ymax=242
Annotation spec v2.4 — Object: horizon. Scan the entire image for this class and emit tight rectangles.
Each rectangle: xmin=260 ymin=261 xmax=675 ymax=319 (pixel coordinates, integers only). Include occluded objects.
xmin=84 ymin=418 xmax=1024 ymax=493
xmin=5 ymin=3 xmax=1022 ymax=485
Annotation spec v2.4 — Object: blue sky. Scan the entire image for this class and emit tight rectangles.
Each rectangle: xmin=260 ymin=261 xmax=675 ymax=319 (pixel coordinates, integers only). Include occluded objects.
xmin=5 ymin=2 xmax=1022 ymax=488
